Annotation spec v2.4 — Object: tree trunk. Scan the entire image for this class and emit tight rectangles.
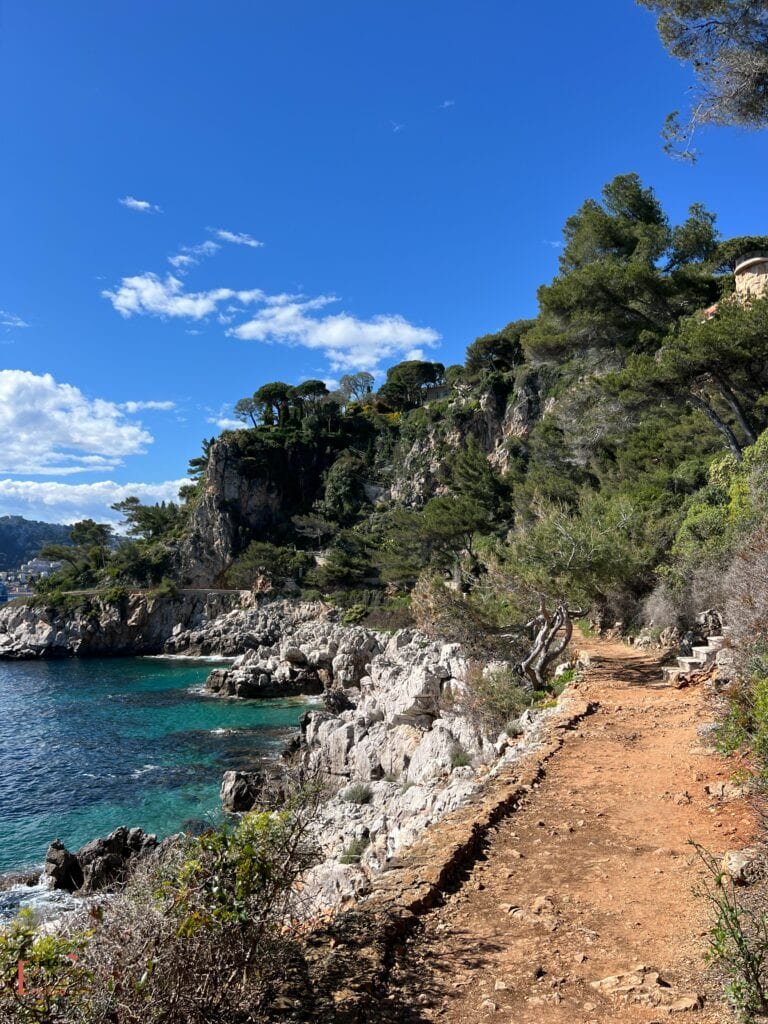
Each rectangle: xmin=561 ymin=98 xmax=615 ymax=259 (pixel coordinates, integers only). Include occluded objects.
xmin=710 ymin=370 xmax=758 ymax=446
xmin=687 ymin=391 xmax=744 ymax=461
xmin=520 ymin=601 xmax=573 ymax=689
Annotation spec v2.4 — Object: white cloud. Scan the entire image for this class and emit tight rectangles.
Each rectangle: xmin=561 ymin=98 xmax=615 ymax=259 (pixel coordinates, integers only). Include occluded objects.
xmin=103 ymin=263 xmax=441 ymax=372
xmin=209 ymin=416 xmax=243 ymax=431
xmin=0 ymin=311 xmax=29 ymax=329
xmin=230 ymin=297 xmax=440 ymax=372
xmin=0 ymin=370 xmax=153 ymax=474
xmin=439 ymin=100 xmax=455 ymax=109
xmin=212 ymin=229 xmax=263 ymax=248
xmin=168 ymin=240 xmax=220 ymax=270
xmin=120 ymin=400 xmax=176 ymax=413
xmin=102 ymin=273 xmax=265 ymax=320
xmin=0 ymin=478 xmax=186 ymax=526
xmin=119 ymin=195 xmax=161 ymax=213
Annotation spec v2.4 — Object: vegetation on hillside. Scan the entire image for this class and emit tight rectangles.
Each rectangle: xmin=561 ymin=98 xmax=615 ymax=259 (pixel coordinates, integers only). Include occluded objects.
xmin=30 ymin=175 xmax=768 ymax=695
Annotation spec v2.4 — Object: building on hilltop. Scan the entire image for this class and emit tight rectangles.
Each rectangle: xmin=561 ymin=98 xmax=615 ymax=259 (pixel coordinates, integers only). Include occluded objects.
xmin=703 ymin=246 xmax=768 ymax=321
xmin=734 ymin=250 xmax=768 ymax=302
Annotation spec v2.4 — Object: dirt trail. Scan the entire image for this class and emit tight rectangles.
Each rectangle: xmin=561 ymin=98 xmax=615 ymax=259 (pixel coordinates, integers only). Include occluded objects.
xmin=387 ymin=637 xmax=757 ymax=1024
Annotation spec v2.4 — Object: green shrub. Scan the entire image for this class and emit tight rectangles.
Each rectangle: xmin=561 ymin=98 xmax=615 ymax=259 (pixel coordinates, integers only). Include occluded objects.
xmin=449 ymin=744 xmax=472 ymax=769
xmin=339 ymin=837 xmax=370 ymax=864
xmin=341 ymin=782 xmax=373 ymax=805
xmin=693 ymin=842 xmax=768 ymax=1020
xmin=148 ymin=577 xmax=178 ymax=600
xmin=340 ymin=603 xmax=367 ymax=625
xmin=101 ymin=584 xmax=129 ymax=606
xmin=0 ymin=908 xmax=93 ymax=1023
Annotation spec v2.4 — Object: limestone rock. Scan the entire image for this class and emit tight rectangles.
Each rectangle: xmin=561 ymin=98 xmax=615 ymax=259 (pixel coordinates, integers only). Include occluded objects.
xmin=722 ymin=847 xmax=762 ymax=886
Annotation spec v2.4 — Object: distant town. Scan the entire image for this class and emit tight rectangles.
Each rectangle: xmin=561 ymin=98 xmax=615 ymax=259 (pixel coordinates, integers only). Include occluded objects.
xmin=0 ymin=558 xmax=63 ymax=603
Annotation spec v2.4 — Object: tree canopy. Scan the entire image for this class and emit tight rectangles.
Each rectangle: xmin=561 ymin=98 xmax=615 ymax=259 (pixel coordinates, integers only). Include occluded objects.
xmin=639 ymin=0 xmax=768 ymax=154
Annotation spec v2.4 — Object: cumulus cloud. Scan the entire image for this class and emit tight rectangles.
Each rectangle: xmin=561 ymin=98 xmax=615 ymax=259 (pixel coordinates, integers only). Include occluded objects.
xmin=230 ymin=296 xmax=440 ymax=372
xmin=0 ymin=370 xmax=153 ymax=474
xmin=209 ymin=416 xmax=243 ymax=431
xmin=120 ymin=400 xmax=176 ymax=413
xmin=119 ymin=195 xmax=161 ymax=213
xmin=0 ymin=478 xmax=186 ymax=526
xmin=102 ymin=273 xmax=265 ymax=320
xmin=103 ymin=264 xmax=441 ymax=372
xmin=0 ymin=311 xmax=29 ymax=329
xmin=212 ymin=229 xmax=263 ymax=248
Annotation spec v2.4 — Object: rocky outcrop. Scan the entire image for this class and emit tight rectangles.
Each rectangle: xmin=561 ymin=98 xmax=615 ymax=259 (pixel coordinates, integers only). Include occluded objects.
xmin=44 ymin=827 xmax=159 ymax=894
xmin=0 ymin=590 xmax=245 ymax=659
xmin=166 ymin=598 xmax=329 ymax=657
xmin=179 ymin=436 xmax=337 ymax=587
xmin=209 ymin=612 xmax=549 ymax=912
xmin=390 ymin=375 xmax=538 ymax=506
xmin=205 ymin=614 xmax=382 ymax=698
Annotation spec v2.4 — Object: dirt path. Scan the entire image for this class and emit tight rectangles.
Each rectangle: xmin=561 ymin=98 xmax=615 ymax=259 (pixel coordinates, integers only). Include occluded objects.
xmin=386 ymin=637 xmax=757 ymax=1024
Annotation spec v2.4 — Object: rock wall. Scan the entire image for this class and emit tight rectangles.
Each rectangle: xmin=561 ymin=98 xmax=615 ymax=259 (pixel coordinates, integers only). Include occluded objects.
xmin=179 ymin=439 xmax=285 ymax=587
xmin=389 ymin=376 xmax=539 ymax=506
xmin=0 ymin=590 xmax=245 ymax=659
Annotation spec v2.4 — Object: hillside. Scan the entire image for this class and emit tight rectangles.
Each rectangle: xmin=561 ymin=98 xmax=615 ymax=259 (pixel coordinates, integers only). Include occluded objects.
xmin=0 ymin=516 xmax=71 ymax=571
xmin=33 ymin=176 xmax=768 ymax=675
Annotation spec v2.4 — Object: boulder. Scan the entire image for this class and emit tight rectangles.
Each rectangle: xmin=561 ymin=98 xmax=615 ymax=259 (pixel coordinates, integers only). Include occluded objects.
xmin=44 ymin=839 xmax=84 ymax=892
xmin=722 ymin=848 xmax=762 ymax=886
xmin=220 ymin=766 xmax=287 ymax=812
xmin=44 ymin=827 xmax=158 ymax=894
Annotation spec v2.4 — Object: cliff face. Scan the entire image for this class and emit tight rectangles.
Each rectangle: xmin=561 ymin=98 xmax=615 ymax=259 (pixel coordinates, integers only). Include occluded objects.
xmin=179 ymin=440 xmax=284 ymax=587
xmin=179 ymin=435 xmax=338 ymax=587
xmin=0 ymin=590 xmax=244 ymax=658
xmin=389 ymin=374 xmax=539 ymax=506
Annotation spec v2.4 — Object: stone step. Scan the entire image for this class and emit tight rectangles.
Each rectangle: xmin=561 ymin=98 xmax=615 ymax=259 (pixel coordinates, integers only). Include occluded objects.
xmin=663 ymin=666 xmax=684 ymax=684
xmin=677 ymin=655 xmax=706 ymax=671
xmin=707 ymin=635 xmax=726 ymax=650
xmin=692 ymin=646 xmax=717 ymax=663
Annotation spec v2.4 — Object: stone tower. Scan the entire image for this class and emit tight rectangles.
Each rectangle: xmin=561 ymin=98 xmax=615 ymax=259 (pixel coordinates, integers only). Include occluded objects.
xmin=734 ymin=250 xmax=768 ymax=301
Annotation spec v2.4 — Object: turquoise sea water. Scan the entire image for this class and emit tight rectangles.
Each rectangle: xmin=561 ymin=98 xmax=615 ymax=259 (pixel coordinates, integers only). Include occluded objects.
xmin=0 ymin=657 xmax=312 ymax=875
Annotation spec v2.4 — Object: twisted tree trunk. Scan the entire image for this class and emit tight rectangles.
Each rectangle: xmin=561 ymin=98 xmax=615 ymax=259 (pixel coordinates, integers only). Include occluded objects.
xmin=520 ymin=600 xmax=574 ymax=689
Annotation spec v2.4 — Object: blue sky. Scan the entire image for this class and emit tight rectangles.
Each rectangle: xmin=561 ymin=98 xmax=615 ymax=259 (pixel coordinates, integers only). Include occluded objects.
xmin=1 ymin=0 xmax=766 ymax=525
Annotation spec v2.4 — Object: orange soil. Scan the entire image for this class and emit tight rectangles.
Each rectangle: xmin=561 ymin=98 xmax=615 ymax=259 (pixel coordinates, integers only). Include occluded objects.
xmin=389 ymin=637 xmax=757 ymax=1023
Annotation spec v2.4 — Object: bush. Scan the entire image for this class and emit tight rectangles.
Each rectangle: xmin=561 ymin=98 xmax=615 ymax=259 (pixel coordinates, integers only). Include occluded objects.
xmin=0 ymin=908 xmax=93 ymax=1023
xmin=148 ymin=577 xmax=178 ymax=600
xmin=693 ymin=842 xmax=768 ymax=1020
xmin=460 ymin=663 xmax=532 ymax=737
xmin=101 ymin=584 xmax=129 ymax=606
xmin=341 ymin=783 xmax=373 ymax=805
xmin=339 ymin=837 xmax=370 ymax=864
xmin=449 ymin=744 xmax=472 ymax=769
xmin=2 ymin=789 xmax=321 ymax=1024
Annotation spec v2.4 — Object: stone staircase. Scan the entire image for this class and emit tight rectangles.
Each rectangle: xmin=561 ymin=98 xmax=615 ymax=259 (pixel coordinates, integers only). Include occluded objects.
xmin=662 ymin=629 xmax=729 ymax=687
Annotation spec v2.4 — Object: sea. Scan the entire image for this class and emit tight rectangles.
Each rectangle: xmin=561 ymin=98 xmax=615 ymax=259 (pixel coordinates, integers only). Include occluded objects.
xmin=0 ymin=656 xmax=314 ymax=920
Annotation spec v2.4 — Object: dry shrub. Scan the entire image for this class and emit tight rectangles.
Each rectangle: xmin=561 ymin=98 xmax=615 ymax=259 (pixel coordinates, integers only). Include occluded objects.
xmin=411 ymin=574 xmax=526 ymax=661
xmin=5 ymin=787 xmax=322 ymax=1024
xmin=459 ymin=662 xmax=531 ymax=738
xmin=725 ymin=524 xmax=768 ymax=677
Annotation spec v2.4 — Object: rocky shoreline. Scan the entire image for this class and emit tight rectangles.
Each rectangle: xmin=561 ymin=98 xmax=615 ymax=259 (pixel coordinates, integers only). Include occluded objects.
xmin=0 ymin=595 xmax=553 ymax=918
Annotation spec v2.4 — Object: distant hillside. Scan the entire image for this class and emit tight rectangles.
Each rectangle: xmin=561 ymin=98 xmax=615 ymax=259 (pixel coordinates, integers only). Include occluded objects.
xmin=0 ymin=516 xmax=71 ymax=571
